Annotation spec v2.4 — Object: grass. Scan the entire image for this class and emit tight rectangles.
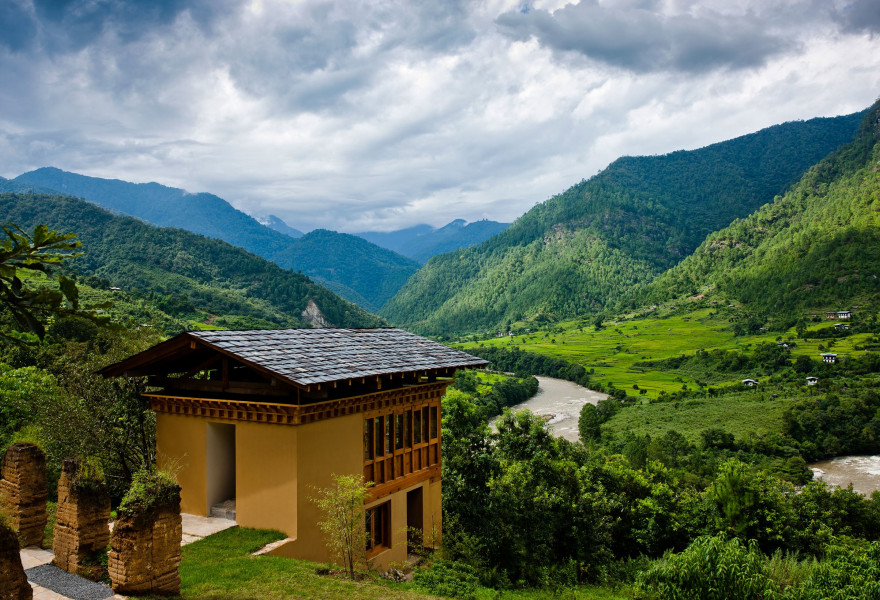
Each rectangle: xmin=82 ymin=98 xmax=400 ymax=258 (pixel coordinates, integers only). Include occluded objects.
xmin=602 ymin=387 xmax=800 ymax=444
xmin=457 ymin=308 xmax=878 ymax=397
xmin=165 ymin=527 xmax=632 ymax=600
xmin=42 ymin=500 xmax=56 ymax=548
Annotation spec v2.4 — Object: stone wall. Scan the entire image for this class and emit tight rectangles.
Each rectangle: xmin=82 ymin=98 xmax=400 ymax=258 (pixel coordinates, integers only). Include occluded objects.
xmin=0 ymin=443 xmax=48 ymax=547
xmin=53 ymin=458 xmax=111 ymax=579
xmin=0 ymin=520 xmax=32 ymax=600
xmin=108 ymin=502 xmax=182 ymax=595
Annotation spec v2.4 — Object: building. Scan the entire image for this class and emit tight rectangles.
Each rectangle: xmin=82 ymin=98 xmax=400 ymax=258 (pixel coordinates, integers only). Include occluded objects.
xmin=741 ymin=379 xmax=759 ymax=387
xmin=806 ymin=377 xmax=819 ymax=386
xmin=837 ymin=310 xmax=852 ymax=320
xmin=821 ymin=353 xmax=838 ymax=364
xmin=100 ymin=328 xmax=487 ymax=567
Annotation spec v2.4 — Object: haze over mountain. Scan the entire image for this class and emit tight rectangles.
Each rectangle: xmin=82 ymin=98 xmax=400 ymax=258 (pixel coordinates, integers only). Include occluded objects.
xmin=355 ymin=219 xmax=510 ymax=264
xmin=381 ymin=110 xmax=866 ymax=336
xmin=258 ymin=214 xmax=304 ymax=239
xmin=627 ymin=100 xmax=880 ymax=319
xmin=13 ymin=168 xmax=417 ymax=310
xmin=0 ymin=191 xmax=384 ymax=330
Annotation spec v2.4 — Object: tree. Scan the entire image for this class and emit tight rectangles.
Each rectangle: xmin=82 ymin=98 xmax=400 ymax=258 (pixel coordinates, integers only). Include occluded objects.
xmin=312 ymin=473 xmax=372 ymax=579
xmin=578 ymin=403 xmax=601 ymax=442
xmin=0 ymin=223 xmax=84 ymax=340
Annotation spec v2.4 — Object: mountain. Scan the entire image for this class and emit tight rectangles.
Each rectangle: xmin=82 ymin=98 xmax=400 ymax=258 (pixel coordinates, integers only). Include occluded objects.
xmin=270 ymin=229 xmax=423 ymax=313
xmin=260 ymin=214 xmax=304 ymax=238
xmin=12 ymin=168 xmax=416 ymax=309
xmin=381 ymin=110 xmax=866 ymax=335
xmin=356 ymin=219 xmax=510 ymax=263
xmin=0 ymin=191 xmax=385 ymax=331
xmin=627 ymin=100 xmax=880 ymax=319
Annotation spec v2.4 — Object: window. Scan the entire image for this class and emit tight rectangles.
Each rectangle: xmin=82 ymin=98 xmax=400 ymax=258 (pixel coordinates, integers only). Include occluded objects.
xmin=365 ymin=501 xmax=390 ymax=553
xmin=364 ymin=400 xmax=441 ymax=485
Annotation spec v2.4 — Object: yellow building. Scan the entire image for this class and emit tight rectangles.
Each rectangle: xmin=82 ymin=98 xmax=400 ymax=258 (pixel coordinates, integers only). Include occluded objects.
xmin=100 ymin=328 xmax=486 ymax=567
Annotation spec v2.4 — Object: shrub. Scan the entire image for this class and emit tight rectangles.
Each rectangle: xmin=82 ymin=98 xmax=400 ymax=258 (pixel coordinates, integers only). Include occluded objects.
xmin=117 ymin=467 xmax=179 ymax=518
xmin=413 ymin=560 xmax=480 ymax=600
xmin=638 ymin=535 xmax=777 ymax=600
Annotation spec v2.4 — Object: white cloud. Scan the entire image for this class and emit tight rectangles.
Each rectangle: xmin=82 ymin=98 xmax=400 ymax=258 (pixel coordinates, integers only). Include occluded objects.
xmin=0 ymin=0 xmax=878 ymax=233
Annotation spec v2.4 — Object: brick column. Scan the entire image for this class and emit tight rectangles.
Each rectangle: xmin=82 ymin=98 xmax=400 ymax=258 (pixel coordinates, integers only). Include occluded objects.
xmin=52 ymin=458 xmax=111 ymax=579
xmin=0 ymin=443 xmax=48 ymax=547
xmin=0 ymin=519 xmax=32 ymax=600
xmin=108 ymin=488 xmax=182 ymax=595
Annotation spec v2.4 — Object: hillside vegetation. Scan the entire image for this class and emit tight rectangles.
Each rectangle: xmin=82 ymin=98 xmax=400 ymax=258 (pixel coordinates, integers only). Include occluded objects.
xmin=382 ymin=111 xmax=865 ymax=335
xmin=13 ymin=168 xmax=419 ymax=309
xmin=0 ymin=192 xmax=384 ymax=331
xmin=629 ymin=99 xmax=880 ymax=317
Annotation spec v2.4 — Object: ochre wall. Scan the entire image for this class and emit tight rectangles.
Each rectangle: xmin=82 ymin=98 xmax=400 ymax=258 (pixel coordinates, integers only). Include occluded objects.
xmin=271 ymin=412 xmax=362 ymax=563
xmin=234 ymin=421 xmax=298 ymax=537
xmin=156 ymin=413 xmax=206 ymax=516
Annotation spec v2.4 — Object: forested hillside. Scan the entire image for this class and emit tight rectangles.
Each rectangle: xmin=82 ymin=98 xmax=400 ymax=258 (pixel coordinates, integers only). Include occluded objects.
xmin=0 ymin=192 xmax=384 ymax=330
xmin=12 ymin=168 xmax=418 ymax=309
xmin=382 ymin=111 xmax=865 ymax=335
xmin=356 ymin=219 xmax=509 ymax=263
xmin=270 ymin=229 xmax=422 ymax=312
xmin=628 ymin=99 xmax=880 ymax=317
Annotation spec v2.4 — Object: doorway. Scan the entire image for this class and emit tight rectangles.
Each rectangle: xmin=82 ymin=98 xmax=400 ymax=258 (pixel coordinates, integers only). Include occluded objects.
xmin=406 ymin=487 xmax=424 ymax=554
xmin=206 ymin=422 xmax=236 ymax=518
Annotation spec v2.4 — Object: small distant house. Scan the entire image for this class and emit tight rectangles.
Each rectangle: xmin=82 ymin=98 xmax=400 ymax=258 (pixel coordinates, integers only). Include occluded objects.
xmin=109 ymin=286 xmax=121 ymax=291
xmin=837 ymin=310 xmax=852 ymax=320
xmin=834 ymin=323 xmax=850 ymax=331
xmin=821 ymin=352 xmax=838 ymax=364
xmin=742 ymin=379 xmax=759 ymax=387
xmin=825 ymin=311 xmax=838 ymax=319
xmin=776 ymin=342 xmax=790 ymax=348
xmin=100 ymin=328 xmax=487 ymax=568
xmin=806 ymin=377 xmax=819 ymax=386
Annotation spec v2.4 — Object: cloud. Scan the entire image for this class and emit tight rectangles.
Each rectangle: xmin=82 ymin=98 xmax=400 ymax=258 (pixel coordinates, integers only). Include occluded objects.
xmin=0 ymin=0 xmax=879 ymax=233
xmin=834 ymin=0 xmax=880 ymax=35
xmin=495 ymin=1 xmax=798 ymax=74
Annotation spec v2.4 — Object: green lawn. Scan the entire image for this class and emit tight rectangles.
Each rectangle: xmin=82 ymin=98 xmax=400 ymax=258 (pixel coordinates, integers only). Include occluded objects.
xmin=169 ymin=527 xmax=632 ymax=600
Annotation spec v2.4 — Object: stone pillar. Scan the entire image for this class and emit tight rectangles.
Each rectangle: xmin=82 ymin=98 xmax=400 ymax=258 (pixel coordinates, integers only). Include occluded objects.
xmin=52 ymin=458 xmax=111 ymax=579
xmin=0 ymin=519 xmax=32 ymax=600
xmin=108 ymin=491 xmax=182 ymax=595
xmin=0 ymin=443 xmax=48 ymax=547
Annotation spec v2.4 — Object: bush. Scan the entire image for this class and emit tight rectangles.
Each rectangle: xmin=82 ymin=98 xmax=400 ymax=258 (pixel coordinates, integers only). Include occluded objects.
xmin=117 ymin=467 xmax=179 ymax=518
xmin=413 ymin=560 xmax=480 ymax=600
xmin=638 ymin=535 xmax=777 ymax=600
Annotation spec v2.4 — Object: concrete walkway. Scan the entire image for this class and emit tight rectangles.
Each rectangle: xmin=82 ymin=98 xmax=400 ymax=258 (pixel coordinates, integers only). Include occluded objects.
xmin=19 ymin=514 xmax=236 ymax=600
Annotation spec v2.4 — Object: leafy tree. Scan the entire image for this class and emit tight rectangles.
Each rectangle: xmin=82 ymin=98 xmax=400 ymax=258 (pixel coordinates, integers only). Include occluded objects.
xmin=0 ymin=223 xmax=84 ymax=340
xmin=578 ymin=403 xmax=601 ymax=442
xmin=311 ymin=473 xmax=373 ymax=580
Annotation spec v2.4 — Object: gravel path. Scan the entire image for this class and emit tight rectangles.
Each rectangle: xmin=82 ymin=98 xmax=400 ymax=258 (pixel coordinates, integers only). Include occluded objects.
xmin=25 ymin=565 xmax=114 ymax=600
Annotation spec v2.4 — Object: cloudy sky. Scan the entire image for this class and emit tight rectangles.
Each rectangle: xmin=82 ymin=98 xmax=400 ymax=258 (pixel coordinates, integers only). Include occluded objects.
xmin=1 ymin=0 xmax=879 ymax=233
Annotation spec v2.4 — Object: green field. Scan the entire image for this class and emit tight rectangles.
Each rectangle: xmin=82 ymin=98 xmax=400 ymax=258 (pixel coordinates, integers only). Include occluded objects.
xmin=457 ymin=307 xmax=877 ymax=396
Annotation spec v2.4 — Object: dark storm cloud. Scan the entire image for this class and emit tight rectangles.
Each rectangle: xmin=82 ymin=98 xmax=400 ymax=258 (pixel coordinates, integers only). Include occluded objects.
xmin=495 ymin=1 xmax=796 ymax=74
xmin=834 ymin=0 xmax=880 ymax=35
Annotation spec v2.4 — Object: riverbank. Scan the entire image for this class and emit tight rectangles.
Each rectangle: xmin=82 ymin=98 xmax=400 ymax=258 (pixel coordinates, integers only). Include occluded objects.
xmin=490 ymin=376 xmax=608 ymax=442
xmin=810 ymin=455 xmax=880 ymax=495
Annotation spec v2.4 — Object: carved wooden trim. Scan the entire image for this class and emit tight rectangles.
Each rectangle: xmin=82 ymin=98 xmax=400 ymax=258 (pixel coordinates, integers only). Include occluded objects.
xmin=145 ymin=381 xmax=451 ymax=426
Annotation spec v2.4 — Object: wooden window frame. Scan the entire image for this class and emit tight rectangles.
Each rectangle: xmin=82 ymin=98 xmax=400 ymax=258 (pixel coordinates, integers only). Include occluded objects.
xmin=365 ymin=500 xmax=391 ymax=555
xmin=363 ymin=398 xmax=441 ymax=486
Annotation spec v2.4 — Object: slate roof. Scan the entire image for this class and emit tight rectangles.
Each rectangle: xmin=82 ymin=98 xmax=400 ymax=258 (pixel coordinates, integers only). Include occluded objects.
xmin=101 ymin=328 xmax=487 ymax=388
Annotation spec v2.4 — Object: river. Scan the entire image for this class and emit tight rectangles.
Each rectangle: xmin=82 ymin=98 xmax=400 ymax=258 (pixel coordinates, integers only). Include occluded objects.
xmin=810 ymin=455 xmax=880 ymax=496
xmin=489 ymin=376 xmax=608 ymax=442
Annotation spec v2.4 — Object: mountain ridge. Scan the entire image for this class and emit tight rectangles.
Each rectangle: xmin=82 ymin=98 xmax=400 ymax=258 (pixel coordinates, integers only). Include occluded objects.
xmin=381 ymin=110 xmax=867 ymax=335
xmin=13 ymin=168 xmax=417 ymax=309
